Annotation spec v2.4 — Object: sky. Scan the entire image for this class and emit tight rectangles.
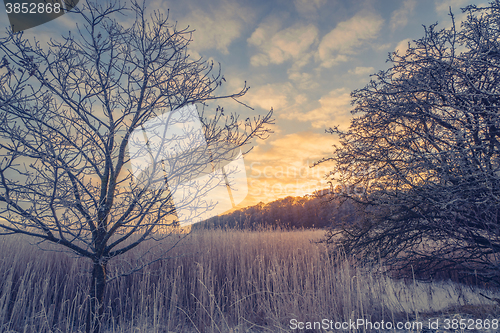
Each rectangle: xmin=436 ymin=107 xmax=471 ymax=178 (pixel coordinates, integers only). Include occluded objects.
xmin=0 ymin=0 xmax=481 ymax=209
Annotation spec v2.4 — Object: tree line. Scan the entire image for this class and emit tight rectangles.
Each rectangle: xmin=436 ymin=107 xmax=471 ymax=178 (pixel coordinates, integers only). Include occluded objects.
xmin=192 ymin=194 xmax=363 ymax=230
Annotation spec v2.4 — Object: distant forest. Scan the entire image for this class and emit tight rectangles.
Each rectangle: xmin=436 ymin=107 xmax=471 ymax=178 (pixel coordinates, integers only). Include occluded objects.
xmin=192 ymin=193 xmax=361 ymax=230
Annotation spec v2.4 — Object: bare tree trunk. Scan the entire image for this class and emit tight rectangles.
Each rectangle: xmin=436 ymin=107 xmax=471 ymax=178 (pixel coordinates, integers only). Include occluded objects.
xmin=86 ymin=261 xmax=107 ymax=333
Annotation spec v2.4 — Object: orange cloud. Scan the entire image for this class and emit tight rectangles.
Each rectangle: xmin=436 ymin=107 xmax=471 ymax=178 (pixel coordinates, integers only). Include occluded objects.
xmin=241 ymin=132 xmax=337 ymax=205
xmin=281 ymin=88 xmax=353 ymax=129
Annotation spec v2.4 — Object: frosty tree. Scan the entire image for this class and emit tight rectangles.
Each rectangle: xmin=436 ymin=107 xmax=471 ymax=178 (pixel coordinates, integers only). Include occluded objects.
xmin=322 ymin=1 xmax=500 ymax=284
xmin=0 ymin=1 xmax=273 ymax=332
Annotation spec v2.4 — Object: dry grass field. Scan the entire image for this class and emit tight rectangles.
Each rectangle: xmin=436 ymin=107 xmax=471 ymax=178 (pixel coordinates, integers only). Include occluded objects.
xmin=0 ymin=229 xmax=499 ymax=333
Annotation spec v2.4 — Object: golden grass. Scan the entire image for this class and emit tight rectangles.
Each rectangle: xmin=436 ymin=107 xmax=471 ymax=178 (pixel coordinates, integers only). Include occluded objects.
xmin=0 ymin=229 xmax=498 ymax=332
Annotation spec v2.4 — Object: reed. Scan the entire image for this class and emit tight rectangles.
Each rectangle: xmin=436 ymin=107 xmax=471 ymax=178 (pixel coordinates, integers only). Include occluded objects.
xmin=0 ymin=229 xmax=497 ymax=332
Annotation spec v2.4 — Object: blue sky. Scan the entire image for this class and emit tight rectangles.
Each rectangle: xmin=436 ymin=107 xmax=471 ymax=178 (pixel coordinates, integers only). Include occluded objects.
xmin=0 ymin=0 xmax=481 ymax=207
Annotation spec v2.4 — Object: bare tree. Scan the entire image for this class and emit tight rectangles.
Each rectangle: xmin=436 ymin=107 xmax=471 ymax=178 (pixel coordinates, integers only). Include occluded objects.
xmin=320 ymin=1 xmax=500 ymax=284
xmin=0 ymin=1 xmax=273 ymax=332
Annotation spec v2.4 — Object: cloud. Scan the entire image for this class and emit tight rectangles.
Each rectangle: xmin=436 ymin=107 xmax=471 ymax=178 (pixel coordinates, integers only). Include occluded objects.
xmin=294 ymin=0 xmax=327 ymax=17
xmin=434 ymin=0 xmax=469 ymax=14
xmin=374 ymin=42 xmax=393 ymax=52
xmin=394 ymin=38 xmax=412 ymax=55
xmin=179 ymin=0 xmax=253 ymax=54
xmin=390 ymin=0 xmax=416 ymax=31
xmin=348 ymin=66 xmax=375 ymax=76
xmin=434 ymin=0 xmax=475 ymax=30
xmin=282 ymin=88 xmax=352 ymax=129
xmin=248 ymin=22 xmax=318 ymax=67
xmin=317 ymin=13 xmax=384 ymax=68
xmin=243 ymin=131 xmax=336 ymax=203
xmin=288 ymin=71 xmax=320 ymax=90
xmin=245 ymin=83 xmax=290 ymax=110
xmin=243 ymin=82 xmax=306 ymax=111
xmin=250 ymin=132 xmax=335 ymax=164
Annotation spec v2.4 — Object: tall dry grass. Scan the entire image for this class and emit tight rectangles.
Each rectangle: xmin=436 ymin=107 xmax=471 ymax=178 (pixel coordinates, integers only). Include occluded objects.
xmin=0 ymin=229 xmax=498 ymax=333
